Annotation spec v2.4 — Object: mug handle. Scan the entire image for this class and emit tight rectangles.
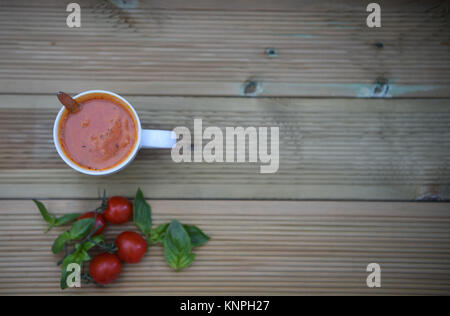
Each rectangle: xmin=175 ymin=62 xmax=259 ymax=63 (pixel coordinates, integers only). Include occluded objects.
xmin=140 ymin=129 xmax=177 ymax=149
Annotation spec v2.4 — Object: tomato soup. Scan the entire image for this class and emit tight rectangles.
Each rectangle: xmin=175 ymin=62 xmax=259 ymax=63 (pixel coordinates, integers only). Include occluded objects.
xmin=58 ymin=94 xmax=137 ymax=171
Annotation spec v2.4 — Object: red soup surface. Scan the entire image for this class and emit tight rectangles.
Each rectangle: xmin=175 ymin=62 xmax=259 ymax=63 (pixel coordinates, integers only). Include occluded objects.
xmin=59 ymin=95 xmax=137 ymax=170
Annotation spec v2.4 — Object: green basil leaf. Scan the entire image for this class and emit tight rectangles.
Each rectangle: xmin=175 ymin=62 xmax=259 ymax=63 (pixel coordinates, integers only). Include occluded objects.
xmin=163 ymin=220 xmax=195 ymax=271
xmin=55 ymin=213 xmax=82 ymax=226
xmin=134 ymin=188 xmax=152 ymax=237
xmin=184 ymin=225 xmax=210 ymax=248
xmin=149 ymin=223 xmax=169 ymax=244
xmin=75 ymin=235 xmax=104 ymax=253
xmin=149 ymin=223 xmax=210 ymax=248
xmin=60 ymin=254 xmax=82 ymax=290
xmin=33 ymin=200 xmax=55 ymax=226
xmin=80 ymin=251 xmax=91 ymax=262
xmin=69 ymin=218 xmax=94 ymax=240
xmin=84 ymin=234 xmax=104 ymax=252
xmin=52 ymin=231 xmax=71 ymax=254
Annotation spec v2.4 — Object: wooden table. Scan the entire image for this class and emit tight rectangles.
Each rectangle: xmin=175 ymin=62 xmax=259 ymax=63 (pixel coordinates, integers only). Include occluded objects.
xmin=0 ymin=0 xmax=449 ymax=295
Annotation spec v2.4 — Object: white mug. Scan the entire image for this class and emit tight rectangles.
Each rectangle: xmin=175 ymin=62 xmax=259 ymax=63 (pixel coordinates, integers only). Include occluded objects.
xmin=53 ymin=90 xmax=176 ymax=176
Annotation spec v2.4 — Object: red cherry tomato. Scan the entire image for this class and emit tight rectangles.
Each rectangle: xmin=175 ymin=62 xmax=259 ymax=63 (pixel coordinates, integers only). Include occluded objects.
xmin=77 ymin=212 xmax=106 ymax=236
xmin=115 ymin=231 xmax=147 ymax=263
xmin=89 ymin=253 xmax=122 ymax=285
xmin=103 ymin=196 xmax=133 ymax=224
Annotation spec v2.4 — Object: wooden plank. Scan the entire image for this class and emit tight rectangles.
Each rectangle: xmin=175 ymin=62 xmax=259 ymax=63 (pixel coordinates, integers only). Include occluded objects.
xmin=0 ymin=0 xmax=449 ymax=97
xmin=0 ymin=95 xmax=449 ymax=200
xmin=0 ymin=199 xmax=449 ymax=295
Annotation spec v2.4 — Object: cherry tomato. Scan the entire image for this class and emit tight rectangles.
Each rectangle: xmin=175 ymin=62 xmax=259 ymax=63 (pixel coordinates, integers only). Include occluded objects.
xmin=115 ymin=231 xmax=147 ymax=263
xmin=103 ymin=196 xmax=133 ymax=224
xmin=89 ymin=253 xmax=122 ymax=285
xmin=77 ymin=212 xmax=106 ymax=236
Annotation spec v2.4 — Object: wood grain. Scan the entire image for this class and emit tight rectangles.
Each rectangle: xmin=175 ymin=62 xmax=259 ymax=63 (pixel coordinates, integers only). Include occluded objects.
xmin=0 ymin=95 xmax=449 ymax=200
xmin=1 ymin=0 xmax=449 ymax=297
xmin=0 ymin=0 xmax=449 ymax=97
xmin=0 ymin=200 xmax=449 ymax=295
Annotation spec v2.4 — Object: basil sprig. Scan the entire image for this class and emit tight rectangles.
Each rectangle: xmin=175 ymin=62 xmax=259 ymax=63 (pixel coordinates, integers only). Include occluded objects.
xmin=33 ymin=200 xmax=81 ymax=232
xmin=150 ymin=223 xmax=210 ymax=248
xmin=133 ymin=188 xmax=210 ymax=271
xmin=34 ymin=199 xmax=119 ymax=290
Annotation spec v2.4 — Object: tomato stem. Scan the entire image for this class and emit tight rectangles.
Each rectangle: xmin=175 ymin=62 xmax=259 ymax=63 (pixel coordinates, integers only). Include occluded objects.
xmin=89 ymin=239 xmax=117 ymax=253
